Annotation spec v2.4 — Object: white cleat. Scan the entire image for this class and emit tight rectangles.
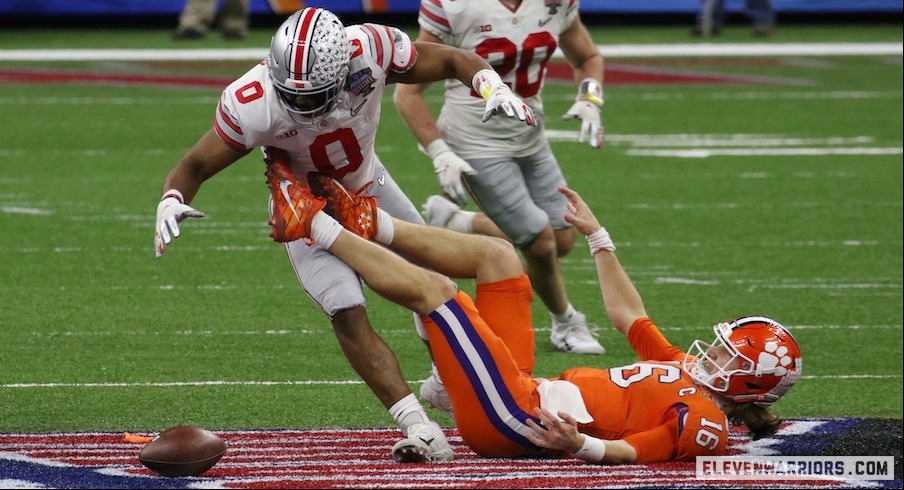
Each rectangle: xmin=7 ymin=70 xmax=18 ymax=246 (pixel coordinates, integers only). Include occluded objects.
xmin=421 ymin=195 xmax=460 ymax=228
xmin=550 ymin=311 xmax=606 ymax=355
xmin=391 ymin=421 xmax=454 ymax=463
xmin=420 ymin=373 xmax=454 ymax=418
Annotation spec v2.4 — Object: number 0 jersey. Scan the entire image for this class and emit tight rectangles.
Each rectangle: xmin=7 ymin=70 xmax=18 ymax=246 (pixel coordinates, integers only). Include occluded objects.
xmin=214 ymin=23 xmax=417 ymax=193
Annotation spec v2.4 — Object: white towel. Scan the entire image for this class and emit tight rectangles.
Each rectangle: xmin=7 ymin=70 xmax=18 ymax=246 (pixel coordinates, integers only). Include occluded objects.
xmin=536 ymin=378 xmax=594 ymax=424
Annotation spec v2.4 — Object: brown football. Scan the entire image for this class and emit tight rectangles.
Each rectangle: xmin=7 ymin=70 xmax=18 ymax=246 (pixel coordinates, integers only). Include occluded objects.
xmin=138 ymin=425 xmax=227 ymax=477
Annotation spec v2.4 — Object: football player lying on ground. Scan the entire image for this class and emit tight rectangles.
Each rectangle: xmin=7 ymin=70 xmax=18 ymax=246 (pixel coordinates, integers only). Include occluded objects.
xmin=270 ymin=167 xmax=803 ymax=464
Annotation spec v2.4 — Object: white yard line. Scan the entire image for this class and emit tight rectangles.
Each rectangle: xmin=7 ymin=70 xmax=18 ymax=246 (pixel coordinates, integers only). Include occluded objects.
xmin=626 ymin=147 xmax=903 ymax=157
xmin=3 ymin=372 xmax=900 ymax=389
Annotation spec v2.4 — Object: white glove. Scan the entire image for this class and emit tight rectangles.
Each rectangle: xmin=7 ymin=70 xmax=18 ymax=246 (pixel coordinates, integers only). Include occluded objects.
xmin=561 ymin=78 xmax=604 ymax=149
xmin=424 ymin=140 xmax=476 ymax=206
xmin=154 ymin=190 xmax=206 ymax=258
xmin=472 ymin=69 xmax=535 ymax=126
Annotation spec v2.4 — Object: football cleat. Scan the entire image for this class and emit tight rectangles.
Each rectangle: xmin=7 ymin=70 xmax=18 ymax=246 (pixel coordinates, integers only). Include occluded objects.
xmin=420 ymin=373 xmax=454 ymax=418
xmin=267 ymin=174 xmax=326 ymax=243
xmin=264 ymin=148 xmax=297 ymax=183
xmin=391 ymin=421 xmax=454 ymax=463
xmin=550 ymin=311 xmax=606 ymax=355
xmin=307 ymin=172 xmax=378 ymax=240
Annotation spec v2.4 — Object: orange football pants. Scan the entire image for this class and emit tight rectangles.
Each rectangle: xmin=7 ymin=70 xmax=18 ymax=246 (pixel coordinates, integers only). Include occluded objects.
xmin=422 ymin=274 xmax=545 ymax=458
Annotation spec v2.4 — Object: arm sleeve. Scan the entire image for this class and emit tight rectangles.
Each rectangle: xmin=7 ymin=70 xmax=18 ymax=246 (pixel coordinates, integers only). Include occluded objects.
xmin=624 ymin=400 xmax=730 ymax=463
xmin=622 ymin=423 xmax=678 ymax=464
xmin=626 ymin=317 xmax=687 ymax=363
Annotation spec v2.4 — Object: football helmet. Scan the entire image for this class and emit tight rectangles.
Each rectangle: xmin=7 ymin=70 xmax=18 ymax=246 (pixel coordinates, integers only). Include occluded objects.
xmin=684 ymin=315 xmax=802 ymax=407
xmin=267 ymin=8 xmax=349 ymax=121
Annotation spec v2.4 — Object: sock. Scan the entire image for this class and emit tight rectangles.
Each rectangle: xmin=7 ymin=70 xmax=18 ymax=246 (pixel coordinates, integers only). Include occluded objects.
xmin=413 ymin=311 xmax=428 ymax=341
xmin=374 ymin=208 xmax=395 ymax=245
xmin=446 ymin=210 xmax=475 ymax=234
xmin=551 ymin=303 xmax=577 ymax=325
xmin=389 ymin=393 xmax=429 ymax=436
xmin=431 ymin=363 xmax=444 ymax=384
xmin=310 ymin=212 xmax=342 ymax=249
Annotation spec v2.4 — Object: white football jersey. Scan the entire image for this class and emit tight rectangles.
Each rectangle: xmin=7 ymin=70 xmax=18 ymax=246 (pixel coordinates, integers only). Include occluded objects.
xmin=419 ymin=0 xmax=579 ymax=158
xmin=214 ymin=23 xmax=417 ymax=193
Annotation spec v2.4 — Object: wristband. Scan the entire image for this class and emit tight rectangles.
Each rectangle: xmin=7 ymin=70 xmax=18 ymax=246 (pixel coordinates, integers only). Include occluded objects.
xmin=586 ymin=227 xmax=615 ymax=255
xmin=576 ymin=78 xmax=604 ymax=107
xmin=311 ymin=212 xmax=342 ymax=249
xmin=472 ymin=69 xmax=504 ymax=100
xmin=161 ymin=189 xmax=184 ymax=204
xmin=574 ymin=435 xmax=606 ymax=463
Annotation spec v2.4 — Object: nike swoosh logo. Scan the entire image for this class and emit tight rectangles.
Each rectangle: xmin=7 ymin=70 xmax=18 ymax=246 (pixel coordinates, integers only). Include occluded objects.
xmin=350 ymin=99 xmax=367 ymax=116
xmin=538 ymin=17 xmax=551 ymax=27
xmin=377 ymin=168 xmax=386 ymax=186
xmin=279 ymin=180 xmax=302 ymax=222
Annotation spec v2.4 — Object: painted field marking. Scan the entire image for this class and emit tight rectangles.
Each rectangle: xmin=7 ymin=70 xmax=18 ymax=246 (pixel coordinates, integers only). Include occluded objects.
xmin=627 ymin=147 xmax=903 ymax=157
xmin=3 ymin=371 xmax=900 ymax=389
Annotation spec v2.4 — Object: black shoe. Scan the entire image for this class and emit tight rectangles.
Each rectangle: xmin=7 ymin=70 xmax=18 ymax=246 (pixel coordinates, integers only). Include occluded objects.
xmin=172 ymin=27 xmax=205 ymax=40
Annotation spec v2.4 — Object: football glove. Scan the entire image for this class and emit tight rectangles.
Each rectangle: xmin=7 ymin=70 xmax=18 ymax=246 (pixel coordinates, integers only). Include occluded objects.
xmin=561 ymin=78 xmax=604 ymax=149
xmin=473 ymin=69 xmax=535 ymax=126
xmin=423 ymin=139 xmax=476 ymax=206
xmin=154 ymin=190 xmax=206 ymax=258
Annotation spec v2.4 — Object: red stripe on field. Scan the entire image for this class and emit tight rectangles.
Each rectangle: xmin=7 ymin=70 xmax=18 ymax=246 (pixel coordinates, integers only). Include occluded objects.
xmin=546 ymin=61 xmax=772 ymax=85
xmin=0 ymin=61 xmax=770 ymax=89
xmin=0 ymin=424 xmax=858 ymax=489
xmin=0 ymin=69 xmax=233 ymax=88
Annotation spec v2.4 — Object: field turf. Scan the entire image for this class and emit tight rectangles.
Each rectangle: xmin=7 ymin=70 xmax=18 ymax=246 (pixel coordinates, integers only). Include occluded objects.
xmin=0 ymin=21 xmax=901 ymax=442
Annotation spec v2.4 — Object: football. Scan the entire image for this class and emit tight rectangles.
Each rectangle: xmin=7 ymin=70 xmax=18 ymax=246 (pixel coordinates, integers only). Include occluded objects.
xmin=138 ymin=425 xmax=227 ymax=477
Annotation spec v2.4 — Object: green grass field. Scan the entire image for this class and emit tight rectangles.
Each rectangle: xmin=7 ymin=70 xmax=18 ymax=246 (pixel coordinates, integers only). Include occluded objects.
xmin=0 ymin=22 xmax=901 ymax=435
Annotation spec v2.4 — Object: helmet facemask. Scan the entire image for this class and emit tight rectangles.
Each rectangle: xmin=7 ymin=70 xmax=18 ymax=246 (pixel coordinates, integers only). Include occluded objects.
xmin=684 ymin=316 xmax=802 ymax=407
xmin=267 ymin=8 xmax=350 ymax=123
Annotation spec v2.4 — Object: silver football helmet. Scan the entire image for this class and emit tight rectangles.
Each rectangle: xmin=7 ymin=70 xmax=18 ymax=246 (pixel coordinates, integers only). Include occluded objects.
xmin=267 ymin=8 xmax=349 ymax=121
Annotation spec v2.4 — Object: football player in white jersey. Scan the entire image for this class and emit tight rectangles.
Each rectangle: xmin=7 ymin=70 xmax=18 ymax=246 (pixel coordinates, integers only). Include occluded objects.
xmin=153 ymin=7 xmax=535 ymax=464
xmin=394 ymin=0 xmax=607 ymax=406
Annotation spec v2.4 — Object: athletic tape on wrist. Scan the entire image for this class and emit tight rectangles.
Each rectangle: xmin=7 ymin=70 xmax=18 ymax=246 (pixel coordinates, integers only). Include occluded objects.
xmin=586 ymin=227 xmax=616 ymax=255
xmin=574 ymin=435 xmax=606 ymax=463
xmin=473 ymin=69 xmax=504 ymax=100
xmin=577 ymin=78 xmax=604 ymax=107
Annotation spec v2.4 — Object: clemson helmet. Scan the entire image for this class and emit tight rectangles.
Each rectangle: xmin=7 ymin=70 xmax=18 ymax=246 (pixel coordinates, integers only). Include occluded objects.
xmin=684 ymin=315 xmax=802 ymax=407
xmin=267 ymin=8 xmax=349 ymax=121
